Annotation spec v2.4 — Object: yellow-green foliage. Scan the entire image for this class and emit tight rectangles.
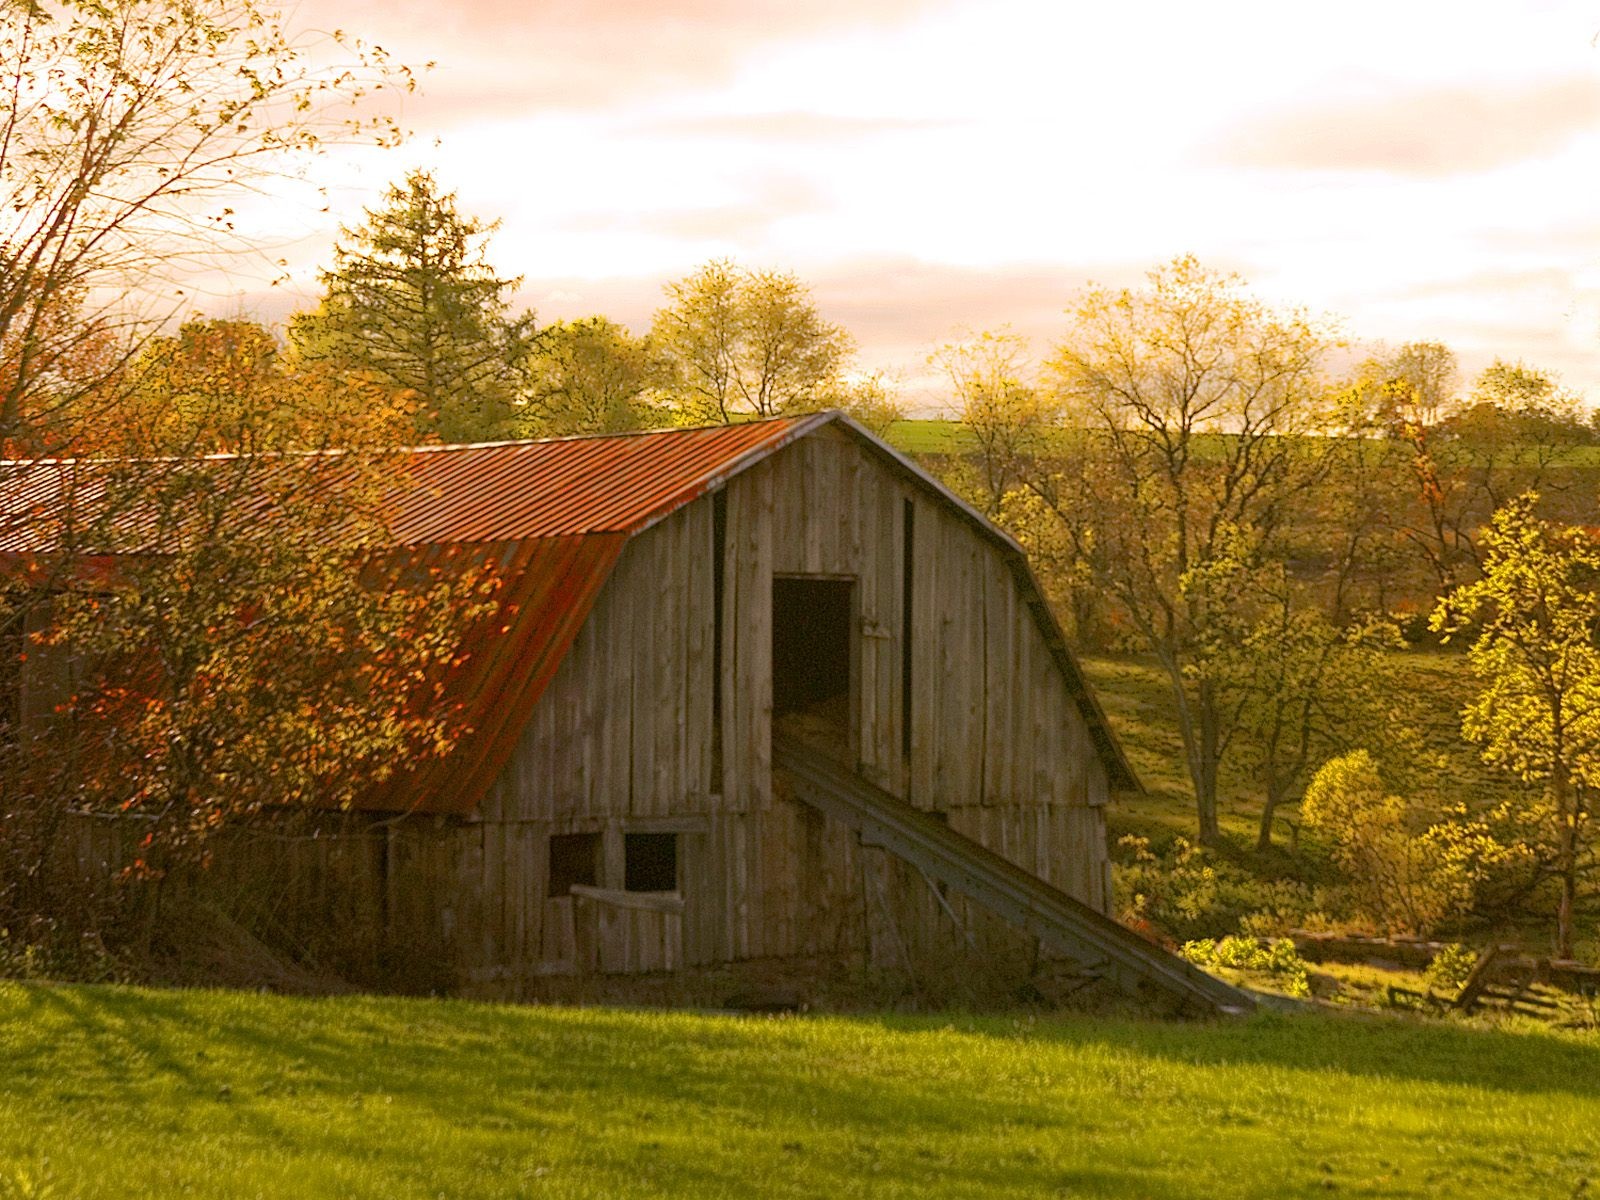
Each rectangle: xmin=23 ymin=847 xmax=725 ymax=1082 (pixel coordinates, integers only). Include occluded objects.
xmin=1301 ymin=751 xmax=1520 ymax=935
xmin=1434 ymin=494 xmax=1600 ymax=789
xmin=1114 ymin=835 xmax=1318 ymax=941
xmin=1181 ymin=936 xmax=1312 ymax=997
xmin=1424 ymin=944 xmax=1479 ymax=994
xmin=1430 ymin=494 xmax=1600 ymax=955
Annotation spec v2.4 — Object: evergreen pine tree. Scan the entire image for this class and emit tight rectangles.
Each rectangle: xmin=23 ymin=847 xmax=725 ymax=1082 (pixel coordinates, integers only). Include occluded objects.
xmin=291 ymin=171 xmax=534 ymax=443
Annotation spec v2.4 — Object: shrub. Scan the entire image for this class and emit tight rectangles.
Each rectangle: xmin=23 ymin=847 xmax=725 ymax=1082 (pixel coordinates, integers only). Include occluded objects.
xmin=1424 ymin=943 xmax=1478 ymax=994
xmin=1300 ymin=750 xmax=1522 ymax=935
xmin=1115 ymin=835 xmax=1320 ymax=943
xmin=1181 ymin=935 xmax=1311 ymax=997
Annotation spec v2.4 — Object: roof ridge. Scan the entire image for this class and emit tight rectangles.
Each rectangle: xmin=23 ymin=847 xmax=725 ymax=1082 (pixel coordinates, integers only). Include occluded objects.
xmin=0 ymin=413 xmax=823 ymax=468
xmin=410 ymin=413 xmax=813 ymax=454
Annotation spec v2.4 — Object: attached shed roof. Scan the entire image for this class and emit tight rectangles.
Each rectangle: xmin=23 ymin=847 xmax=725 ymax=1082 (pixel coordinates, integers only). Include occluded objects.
xmin=367 ymin=417 xmax=832 ymax=812
xmin=0 ymin=413 xmax=1138 ymax=811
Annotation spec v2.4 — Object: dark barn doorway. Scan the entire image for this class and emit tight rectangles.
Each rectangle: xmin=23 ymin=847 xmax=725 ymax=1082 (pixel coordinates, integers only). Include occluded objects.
xmin=772 ymin=576 xmax=855 ymax=756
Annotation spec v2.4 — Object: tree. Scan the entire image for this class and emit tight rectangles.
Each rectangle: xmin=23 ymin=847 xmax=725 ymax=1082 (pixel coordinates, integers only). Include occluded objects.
xmin=651 ymin=259 xmax=853 ymax=424
xmin=932 ymin=330 xmax=1059 ymax=518
xmin=1209 ymin=580 xmax=1401 ymax=851
xmin=1376 ymin=341 xmax=1459 ymax=430
xmin=109 ymin=318 xmax=417 ymax=455
xmin=518 ymin=317 xmax=660 ymax=438
xmin=32 ymin=443 xmax=499 ymax=879
xmin=1432 ymin=495 xmax=1600 ymax=957
xmin=1301 ymin=750 xmax=1514 ymax=935
xmin=827 ymin=372 xmax=903 ymax=439
xmin=1043 ymin=256 xmax=1336 ymax=843
xmin=1441 ymin=360 xmax=1587 ymax=511
xmin=0 ymin=332 xmax=481 ymax=941
xmin=290 ymin=171 xmax=534 ymax=444
xmin=1 ymin=0 xmax=410 ymax=455
xmin=1374 ymin=357 xmax=1586 ymax=592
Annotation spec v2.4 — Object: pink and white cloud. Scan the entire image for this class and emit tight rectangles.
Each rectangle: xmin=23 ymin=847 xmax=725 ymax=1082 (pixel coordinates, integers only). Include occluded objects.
xmin=225 ymin=0 xmax=1600 ymax=410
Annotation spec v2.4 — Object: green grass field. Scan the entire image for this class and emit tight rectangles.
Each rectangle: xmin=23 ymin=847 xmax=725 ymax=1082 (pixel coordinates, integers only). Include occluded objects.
xmin=881 ymin=418 xmax=1600 ymax=468
xmin=882 ymin=418 xmax=971 ymax=456
xmin=3 ymin=981 xmax=1598 ymax=1199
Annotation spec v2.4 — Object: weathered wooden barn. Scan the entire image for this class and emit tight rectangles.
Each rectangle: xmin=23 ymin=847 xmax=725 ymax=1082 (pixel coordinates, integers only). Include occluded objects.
xmin=22 ymin=413 xmax=1246 ymax=1013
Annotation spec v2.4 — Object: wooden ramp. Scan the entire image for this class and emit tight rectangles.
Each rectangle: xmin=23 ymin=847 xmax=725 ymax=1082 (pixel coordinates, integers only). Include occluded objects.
xmin=773 ymin=734 xmax=1254 ymax=1017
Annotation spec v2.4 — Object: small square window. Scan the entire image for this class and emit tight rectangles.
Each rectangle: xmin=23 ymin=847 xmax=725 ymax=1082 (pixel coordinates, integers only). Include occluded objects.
xmin=548 ymin=832 xmax=600 ymax=898
xmin=624 ymin=832 xmax=678 ymax=892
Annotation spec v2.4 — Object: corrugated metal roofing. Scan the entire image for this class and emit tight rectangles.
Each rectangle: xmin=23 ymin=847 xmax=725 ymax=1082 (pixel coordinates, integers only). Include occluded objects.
xmin=358 ymin=534 xmax=628 ymax=814
xmin=390 ymin=417 xmax=820 ymax=543
xmin=0 ymin=417 xmax=822 ymax=555
xmin=0 ymin=412 xmax=1138 ymax=813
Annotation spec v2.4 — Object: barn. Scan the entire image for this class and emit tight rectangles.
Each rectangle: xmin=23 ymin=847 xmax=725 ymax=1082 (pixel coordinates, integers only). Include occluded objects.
xmin=21 ymin=412 xmax=1246 ymax=1014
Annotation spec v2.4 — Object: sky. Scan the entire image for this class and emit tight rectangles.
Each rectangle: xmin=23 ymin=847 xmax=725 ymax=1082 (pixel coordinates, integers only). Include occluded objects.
xmin=230 ymin=0 xmax=1600 ymax=412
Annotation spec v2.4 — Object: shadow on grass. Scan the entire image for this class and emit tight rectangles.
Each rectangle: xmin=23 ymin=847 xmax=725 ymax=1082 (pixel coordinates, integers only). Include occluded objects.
xmin=866 ymin=1007 xmax=1600 ymax=1101
xmin=8 ymin=982 xmax=1204 ymax=1198
xmin=12 ymin=981 xmax=1600 ymax=1107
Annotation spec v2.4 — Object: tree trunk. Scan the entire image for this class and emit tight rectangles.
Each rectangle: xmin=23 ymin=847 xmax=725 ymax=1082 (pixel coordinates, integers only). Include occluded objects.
xmin=1256 ymin=782 xmax=1285 ymax=853
xmin=1194 ymin=679 xmax=1222 ymax=846
xmin=1553 ymin=766 xmax=1576 ymax=960
xmin=1163 ymin=659 xmax=1223 ymax=846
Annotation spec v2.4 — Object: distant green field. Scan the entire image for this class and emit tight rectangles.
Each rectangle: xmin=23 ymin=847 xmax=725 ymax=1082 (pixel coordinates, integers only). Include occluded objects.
xmin=884 ymin=418 xmax=1600 ymax=470
xmin=882 ymin=418 xmax=972 ymax=455
xmin=4 ymin=981 xmax=1599 ymax=1198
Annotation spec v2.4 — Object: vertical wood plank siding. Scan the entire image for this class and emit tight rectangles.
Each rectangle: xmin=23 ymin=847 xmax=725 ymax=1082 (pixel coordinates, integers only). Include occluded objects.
xmin=436 ymin=428 xmax=1115 ymax=984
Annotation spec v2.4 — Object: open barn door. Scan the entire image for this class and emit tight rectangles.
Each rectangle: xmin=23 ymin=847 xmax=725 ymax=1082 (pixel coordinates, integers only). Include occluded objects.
xmin=771 ymin=575 xmax=856 ymax=762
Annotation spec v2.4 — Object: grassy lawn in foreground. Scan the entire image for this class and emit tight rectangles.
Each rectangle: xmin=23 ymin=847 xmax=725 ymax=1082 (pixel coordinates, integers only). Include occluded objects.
xmin=2 ymin=981 xmax=1598 ymax=1198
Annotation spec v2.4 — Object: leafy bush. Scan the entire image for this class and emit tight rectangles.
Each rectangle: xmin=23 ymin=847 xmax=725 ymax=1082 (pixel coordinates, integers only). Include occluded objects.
xmin=1181 ymin=935 xmax=1311 ymax=997
xmin=1424 ymin=943 xmax=1478 ymax=994
xmin=1114 ymin=835 xmax=1321 ymax=943
xmin=1300 ymin=750 xmax=1525 ymax=935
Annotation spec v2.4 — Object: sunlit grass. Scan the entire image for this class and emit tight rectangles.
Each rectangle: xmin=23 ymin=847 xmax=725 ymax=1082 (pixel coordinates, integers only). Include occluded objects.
xmin=883 ymin=418 xmax=970 ymax=455
xmin=2 ymin=981 xmax=1598 ymax=1198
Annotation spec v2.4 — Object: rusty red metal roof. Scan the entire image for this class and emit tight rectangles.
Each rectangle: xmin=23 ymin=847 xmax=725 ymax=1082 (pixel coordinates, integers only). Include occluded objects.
xmin=389 ymin=417 xmax=820 ymax=543
xmin=0 ymin=417 xmax=831 ymax=816
xmin=357 ymin=533 xmax=629 ymax=814
xmin=0 ymin=417 xmax=822 ymax=555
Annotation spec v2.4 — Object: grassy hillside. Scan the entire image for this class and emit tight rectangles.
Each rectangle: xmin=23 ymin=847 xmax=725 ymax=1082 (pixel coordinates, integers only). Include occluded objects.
xmin=1080 ymin=650 xmax=1498 ymax=848
xmin=3 ymin=982 xmax=1599 ymax=1199
xmin=882 ymin=418 xmax=971 ymax=456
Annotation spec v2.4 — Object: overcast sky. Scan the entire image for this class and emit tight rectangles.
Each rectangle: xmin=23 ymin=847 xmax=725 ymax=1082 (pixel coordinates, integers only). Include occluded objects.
xmin=232 ymin=0 xmax=1600 ymax=411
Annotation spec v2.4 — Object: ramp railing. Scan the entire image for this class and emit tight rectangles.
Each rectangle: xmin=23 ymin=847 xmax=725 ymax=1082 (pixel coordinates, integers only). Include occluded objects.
xmin=773 ymin=734 xmax=1254 ymax=1017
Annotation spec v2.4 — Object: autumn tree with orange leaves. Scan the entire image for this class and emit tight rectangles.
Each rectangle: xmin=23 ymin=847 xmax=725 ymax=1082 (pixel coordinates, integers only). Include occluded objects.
xmin=35 ymin=447 xmax=499 ymax=881
xmin=0 ymin=3 xmax=517 ymax=969
xmin=111 ymin=318 xmax=418 ymax=456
